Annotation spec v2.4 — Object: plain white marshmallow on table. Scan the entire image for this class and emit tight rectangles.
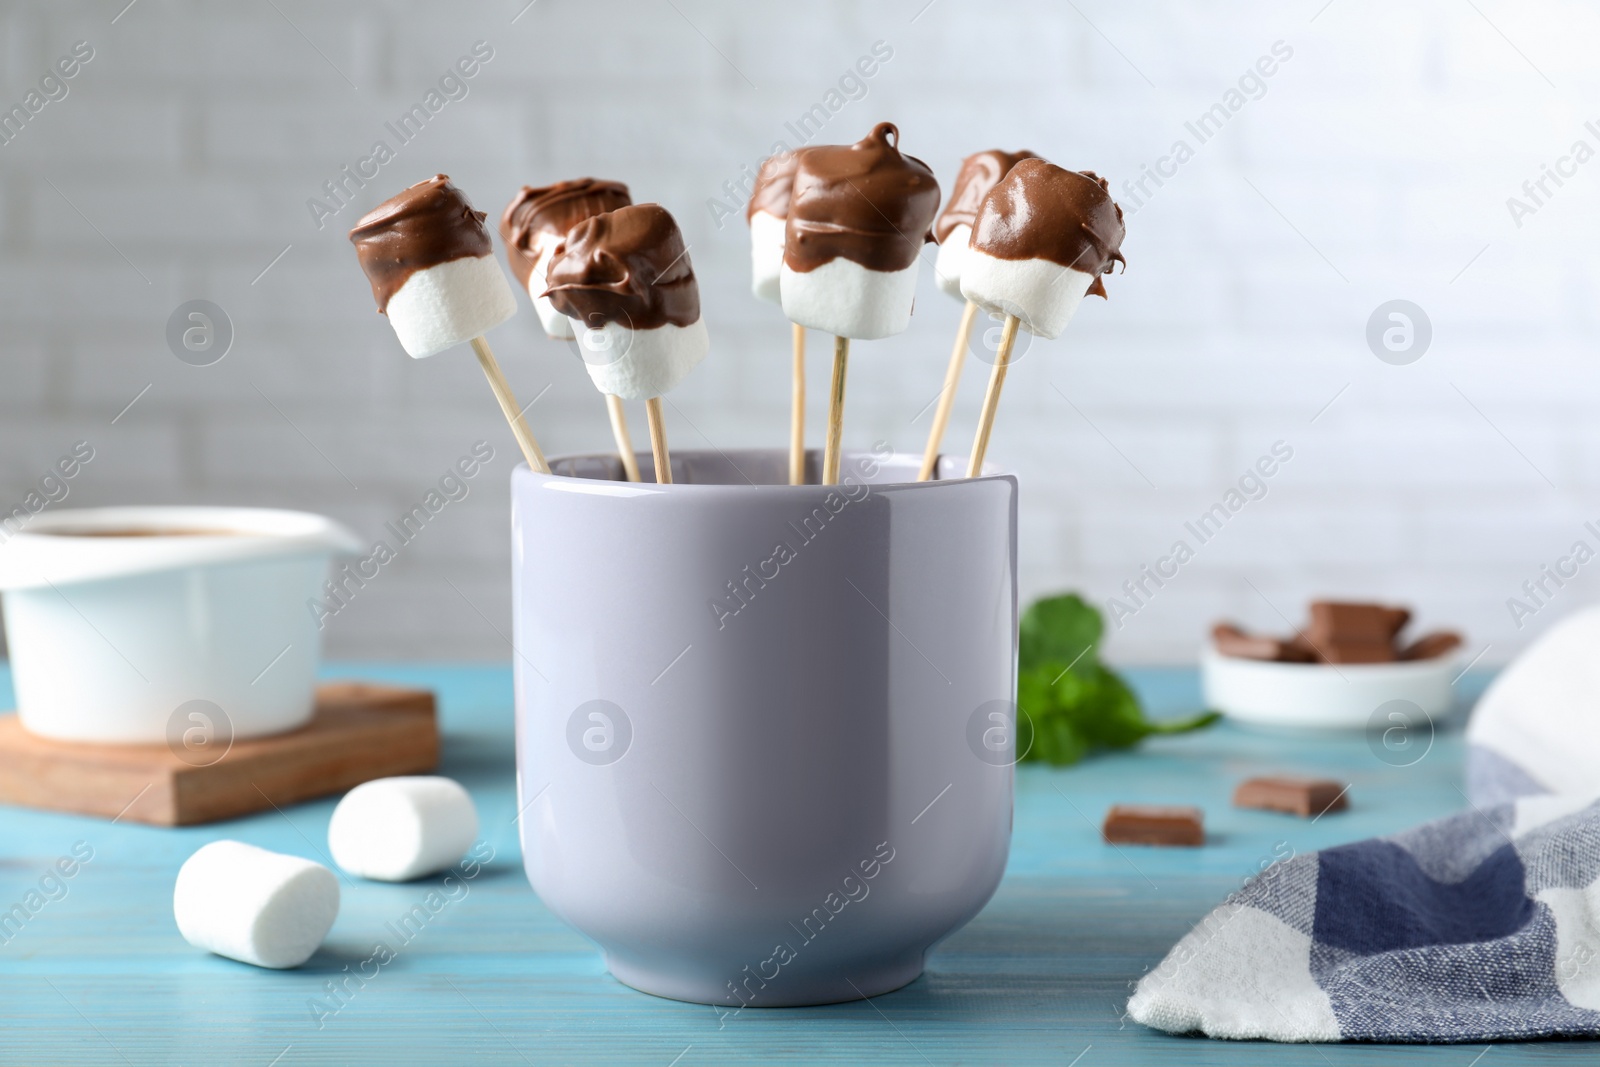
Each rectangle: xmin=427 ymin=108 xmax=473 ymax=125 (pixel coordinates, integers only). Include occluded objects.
xmin=328 ymin=776 xmax=480 ymax=882
xmin=571 ymin=318 xmax=710 ymax=401
xmin=959 ymin=248 xmax=1097 ymax=341
xmin=748 ymin=210 xmax=786 ymax=304
xmin=779 ymin=257 xmax=921 ymax=340
xmin=385 ymin=253 xmax=518 ymax=358
xmin=933 ymin=222 xmax=971 ymax=300
xmin=173 ymin=840 xmax=339 ymax=969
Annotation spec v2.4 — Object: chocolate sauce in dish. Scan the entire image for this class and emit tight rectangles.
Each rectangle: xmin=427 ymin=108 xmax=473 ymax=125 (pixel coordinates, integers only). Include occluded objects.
xmin=500 ymin=179 xmax=633 ymax=290
xmin=542 ymin=204 xmax=700 ymax=331
xmin=348 ymin=175 xmax=494 ymax=313
xmin=970 ymin=158 xmax=1126 ymax=297
xmin=783 ymin=122 xmax=941 ymax=274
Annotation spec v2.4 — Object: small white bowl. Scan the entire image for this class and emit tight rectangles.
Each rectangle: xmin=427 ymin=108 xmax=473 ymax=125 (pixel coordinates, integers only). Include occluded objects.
xmin=1200 ymin=646 xmax=1457 ymax=730
xmin=0 ymin=507 xmax=359 ymax=744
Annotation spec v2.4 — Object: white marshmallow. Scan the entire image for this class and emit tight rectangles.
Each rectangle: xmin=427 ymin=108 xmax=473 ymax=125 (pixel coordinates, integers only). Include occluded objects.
xmin=525 ymin=235 xmax=577 ymax=340
xmin=959 ymin=248 xmax=1097 ymax=340
xmin=779 ymin=257 xmax=921 ymax=340
xmin=173 ymin=840 xmax=339 ymax=969
xmin=934 ymin=223 xmax=971 ymax=300
xmin=328 ymin=776 xmax=480 ymax=882
xmin=386 ymin=253 xmax=518 ymax=359
xmin=749 ymin=210 xmax=786 ymax=304
xmin=574 ymin=317 xmax=709 ymax=400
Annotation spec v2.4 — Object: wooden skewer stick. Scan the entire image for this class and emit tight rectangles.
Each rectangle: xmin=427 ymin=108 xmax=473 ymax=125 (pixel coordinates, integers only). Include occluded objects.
xmin=469 ymin=336 xmax=551 ymax=475
xmin=918 ymin=299 xmax=980 ymax=482
xmin=789 ymin=323 xmax=807 ymax=486
xmin=604 ymin=394 xmax=642 ymax=482
xmin=966 ymin=314 xmax=1020 ymax=478
xmin=822 ymin=336 xmax=850 ymax=485
xmin=645 ymin=396 xmax=672 ymax=484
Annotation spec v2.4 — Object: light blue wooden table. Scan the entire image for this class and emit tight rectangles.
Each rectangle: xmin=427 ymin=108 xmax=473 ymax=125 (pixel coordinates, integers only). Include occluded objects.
xmin=0 ymin=663 xmax=1588 ymax=1065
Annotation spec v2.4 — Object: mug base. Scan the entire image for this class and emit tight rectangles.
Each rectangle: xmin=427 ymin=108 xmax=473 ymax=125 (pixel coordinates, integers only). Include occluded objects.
xmin=605 ymin=949 xmax=926 ymax=1008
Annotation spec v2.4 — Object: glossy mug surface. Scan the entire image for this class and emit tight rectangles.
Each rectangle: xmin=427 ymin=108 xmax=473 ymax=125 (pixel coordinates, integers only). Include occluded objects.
xmin=512 ymin=448 xmax=1017 ymax=1008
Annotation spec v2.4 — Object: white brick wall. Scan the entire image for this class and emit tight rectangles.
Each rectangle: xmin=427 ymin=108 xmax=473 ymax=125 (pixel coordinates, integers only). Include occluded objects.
xmin=1 ymin=0 xmax=1596 ymax=663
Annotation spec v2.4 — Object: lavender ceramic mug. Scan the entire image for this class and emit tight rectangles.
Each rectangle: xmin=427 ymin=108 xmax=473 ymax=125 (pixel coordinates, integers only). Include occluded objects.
xmin=512 ymin=447 xmax=1016 ymax=1008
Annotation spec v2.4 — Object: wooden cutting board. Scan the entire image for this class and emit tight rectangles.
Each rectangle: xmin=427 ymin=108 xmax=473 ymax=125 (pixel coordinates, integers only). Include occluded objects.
xmin=0 ymin=681 xmax=437 ymax=826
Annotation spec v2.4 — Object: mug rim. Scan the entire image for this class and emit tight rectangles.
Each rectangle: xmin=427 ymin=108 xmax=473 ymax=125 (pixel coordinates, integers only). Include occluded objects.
xmin=517 ymin=447 xmax=1017 ymax=498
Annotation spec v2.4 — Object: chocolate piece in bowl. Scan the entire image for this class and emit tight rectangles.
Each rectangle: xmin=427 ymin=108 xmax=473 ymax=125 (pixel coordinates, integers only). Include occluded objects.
xmin=1400 ymin=630 xmax=1464 ymax=661
xmin=1203 ymin=601 xmax=1462 ymax=729
xmin=1233 ymin=776 xmax=1349 ymax=817
xmin=1307 ymin=600 xmax=1409 ymax=645
xmin=1304 ymin=600 xmax=1408 ymax=663
xmin=1103 ymin=804 xmax=1204 ymax=847
xmin=1213 ymin=622 xmax=1311 ymax=663
xmin=1318 ymin=640 xmax=1398 ymax=665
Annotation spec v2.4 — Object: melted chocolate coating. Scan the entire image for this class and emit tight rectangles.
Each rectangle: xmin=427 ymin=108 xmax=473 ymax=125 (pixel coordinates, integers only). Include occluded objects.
xmin=970 ymin=158 xmax=1126 ymax=297
xmin=933 ymin=148 xmax=1037 ymax=244
xmin=543 ymin=203 xmax=700 ymax=331
xmin=349 ymin=175 xmax=493 ymax=313
xmin=783 ymin=122 xmax=941 ymax=274
xmin=500 ymin=178 xmax=632 ymax=289
xmin=745 ymin=151 xmax=799 ymax=221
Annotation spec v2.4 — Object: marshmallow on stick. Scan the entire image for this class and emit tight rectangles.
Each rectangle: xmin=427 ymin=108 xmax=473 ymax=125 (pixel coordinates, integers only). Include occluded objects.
xmin=747 ymin=153 xmax=808 ymax=485
xmin=544 ymin=203 xmax=708 ymax=484
xmin=502 ymin=179 xmax=642 ymax=480
xmin=919 ymin=150 xmax=1037 ymax=481
xmin=961 ymin=159 xmax=1126 ymax=477
xmin=502 ymin=178 xmax=632 ymax=339
xmin=350 ymin=175 xmax=549 ymax=473
xmin=781 ymin=122 xmax=941 ymax=483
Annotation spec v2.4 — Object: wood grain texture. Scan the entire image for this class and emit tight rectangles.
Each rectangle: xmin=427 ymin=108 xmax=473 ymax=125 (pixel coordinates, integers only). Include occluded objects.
xmin=646 ymin=396 xmax=672 ymax=484
xmin=0 ymin=681 xmax=436 ymax=826
xmin=0 ymin=664 xmax=1584 ymax=1065
xmin=604 ymin=394 xmax=642 ymax=483
xmin=918 ymin=298 xmax=978 ymax=482
xmin=823 ymin=336 xmax=848 ymax=485
xmin=470 ymin=336 xmax=550 ymax=474
xmin=790 ymin=322 xmax=806 ymax=486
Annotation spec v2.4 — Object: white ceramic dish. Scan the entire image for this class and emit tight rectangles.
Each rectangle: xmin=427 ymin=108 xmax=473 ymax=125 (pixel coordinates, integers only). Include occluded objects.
xmin=1201 ymin=645 xmax=1457 ymax=730
xmin=0 ymin=506 xmax=359 ymax=744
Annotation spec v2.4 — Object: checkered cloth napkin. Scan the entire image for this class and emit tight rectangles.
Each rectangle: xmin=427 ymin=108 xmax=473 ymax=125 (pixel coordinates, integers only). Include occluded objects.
xmin=1127 ymin=606 xmax=1600 ymax=1042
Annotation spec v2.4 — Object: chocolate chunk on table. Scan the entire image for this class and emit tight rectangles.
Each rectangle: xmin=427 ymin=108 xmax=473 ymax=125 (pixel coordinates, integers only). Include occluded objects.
xmin=1233 ymin=776 xmax=1348 ymax=817
xmin=1102 ymin=804 xmax=1204 ymax=846
xmin=1211 ymin=623 xmax=1284 ymax=661
xmin=1399 ymin=630 xmax=1463 ymax=661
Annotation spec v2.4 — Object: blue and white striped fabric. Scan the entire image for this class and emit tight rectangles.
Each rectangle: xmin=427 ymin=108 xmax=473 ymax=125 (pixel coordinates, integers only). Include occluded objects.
xmin=1129 ymin=607 xmax=1600 ymax=1042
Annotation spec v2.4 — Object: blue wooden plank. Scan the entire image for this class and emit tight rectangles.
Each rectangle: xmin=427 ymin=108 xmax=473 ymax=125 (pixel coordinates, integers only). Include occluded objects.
xmin=0 ymin=663 xmax=1590 ymax=1065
